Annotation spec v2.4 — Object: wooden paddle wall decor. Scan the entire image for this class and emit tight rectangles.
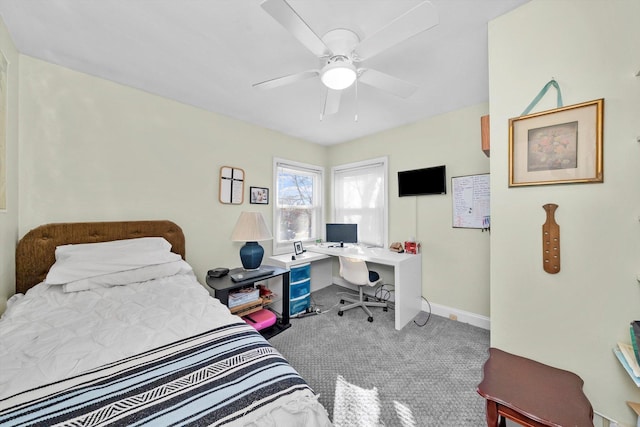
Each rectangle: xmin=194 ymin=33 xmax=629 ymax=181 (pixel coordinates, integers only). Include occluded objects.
xmin=542 ymin=203 xmax=560 ymax=274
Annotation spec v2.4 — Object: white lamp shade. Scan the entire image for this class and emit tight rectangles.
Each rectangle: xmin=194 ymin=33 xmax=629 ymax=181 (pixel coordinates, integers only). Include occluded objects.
xmin=321 ymin=61 xmax=357 ymax=90
xmin=231 ymin=212 xmax=273 ymax=242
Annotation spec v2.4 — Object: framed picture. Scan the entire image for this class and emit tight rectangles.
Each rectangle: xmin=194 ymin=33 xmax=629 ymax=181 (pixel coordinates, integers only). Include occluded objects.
xmin=509 ymin=98 xmax=604 ymax=187
xmin=293 ymin=241 xmax=303 ymax=255
xmin=219 ymin=166 xmax=244 ymax=204
xmin=249 ymin=186 xmax=269 ymax=204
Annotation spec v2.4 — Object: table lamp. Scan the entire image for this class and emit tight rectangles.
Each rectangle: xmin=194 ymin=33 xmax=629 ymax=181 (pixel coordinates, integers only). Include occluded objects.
xmin=231 ymin=211 xmax=273 ymax=270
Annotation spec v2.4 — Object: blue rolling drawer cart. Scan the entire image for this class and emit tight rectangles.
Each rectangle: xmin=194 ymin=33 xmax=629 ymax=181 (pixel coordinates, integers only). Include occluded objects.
xmin=289 ymin=263 xmax=311 ymax=315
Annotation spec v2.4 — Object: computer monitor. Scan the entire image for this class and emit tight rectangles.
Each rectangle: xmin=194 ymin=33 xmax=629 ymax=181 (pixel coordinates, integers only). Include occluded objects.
xmin=326 ymin=223 xmax=358 ymax=244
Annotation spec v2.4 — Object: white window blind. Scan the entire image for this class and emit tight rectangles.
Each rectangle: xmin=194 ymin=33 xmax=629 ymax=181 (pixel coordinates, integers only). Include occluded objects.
xmin=332 ymin=158 xmax=388 ymax=247
xmin=273 ymin=158 xmax=323 ymax=254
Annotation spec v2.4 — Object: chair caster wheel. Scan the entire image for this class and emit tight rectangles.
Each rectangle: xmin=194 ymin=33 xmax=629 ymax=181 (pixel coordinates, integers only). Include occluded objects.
xmin=338 ymin=311 xmax=343 ymax=316
xmin=364 ymin=297 xmax=369 ymax=301
xmin=383 ymin=307 xmax=388 ymax=312
xmin=340 ymin=300 xmax=344 ymax=304
xmin=368 ymin=316 xmax=373 ymax=322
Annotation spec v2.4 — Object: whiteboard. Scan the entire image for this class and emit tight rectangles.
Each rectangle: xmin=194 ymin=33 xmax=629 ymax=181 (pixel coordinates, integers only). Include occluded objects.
xmin=452 ymin=174 xmax=490 ymax=229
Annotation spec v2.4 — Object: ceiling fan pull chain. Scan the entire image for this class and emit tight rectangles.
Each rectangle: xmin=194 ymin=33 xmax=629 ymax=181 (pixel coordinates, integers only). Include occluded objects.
xmin=320 ymin=88 xmax=328 ymax=121
xmin=354 ymin=79 xmax=359 ymax=122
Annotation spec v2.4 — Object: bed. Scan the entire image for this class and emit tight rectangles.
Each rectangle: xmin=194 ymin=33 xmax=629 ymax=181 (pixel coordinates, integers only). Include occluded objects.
xmin=0 ymin=220 xmax=331 ymax=426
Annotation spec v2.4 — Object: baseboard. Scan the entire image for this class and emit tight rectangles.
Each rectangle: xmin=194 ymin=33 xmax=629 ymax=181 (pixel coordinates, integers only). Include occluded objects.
xmin=427 ymin=301 xmax=490 ymax=330
xmin=330 ymin=277 xmax=491 ymax=330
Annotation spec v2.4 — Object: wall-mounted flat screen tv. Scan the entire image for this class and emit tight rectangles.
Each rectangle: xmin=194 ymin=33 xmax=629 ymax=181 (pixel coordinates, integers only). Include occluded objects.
xmin=398 ymin=165 xmax=446 ymax=196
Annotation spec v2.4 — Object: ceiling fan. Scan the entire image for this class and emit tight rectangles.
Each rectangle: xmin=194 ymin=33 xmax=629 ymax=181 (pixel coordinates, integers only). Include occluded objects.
xmin=253 ymin=0 xmax=439 ymax=120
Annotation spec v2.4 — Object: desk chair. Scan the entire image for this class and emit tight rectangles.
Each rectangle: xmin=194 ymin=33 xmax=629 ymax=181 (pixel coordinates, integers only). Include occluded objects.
xmin=337 ymin=256 xmax=388 ymax=322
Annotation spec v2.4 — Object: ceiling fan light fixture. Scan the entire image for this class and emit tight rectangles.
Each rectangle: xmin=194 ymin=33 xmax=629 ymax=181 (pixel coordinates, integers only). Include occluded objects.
xmin=320 ymin=60 xmax=357 ymax=90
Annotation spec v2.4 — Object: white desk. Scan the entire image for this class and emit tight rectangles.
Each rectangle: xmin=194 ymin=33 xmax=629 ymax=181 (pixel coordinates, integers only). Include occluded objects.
xmin=305 ymin=244 xmax=422 ymax=330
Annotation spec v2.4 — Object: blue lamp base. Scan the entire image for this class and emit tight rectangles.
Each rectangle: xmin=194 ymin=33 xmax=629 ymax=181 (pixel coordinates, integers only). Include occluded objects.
xmin=239 ymin=241 xmax=264 ymax=270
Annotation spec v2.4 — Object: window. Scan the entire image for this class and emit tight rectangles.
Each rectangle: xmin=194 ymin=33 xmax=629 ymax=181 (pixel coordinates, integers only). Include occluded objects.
xmin=273 ymin=158 xmax=323 ymax=254
xmin=332 ymin=157 xmax=388 ymax=247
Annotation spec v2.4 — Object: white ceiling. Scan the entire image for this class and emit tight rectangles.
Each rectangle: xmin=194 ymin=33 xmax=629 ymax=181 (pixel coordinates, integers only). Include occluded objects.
xmin=0 ymin=0 xmax=529 ymax=145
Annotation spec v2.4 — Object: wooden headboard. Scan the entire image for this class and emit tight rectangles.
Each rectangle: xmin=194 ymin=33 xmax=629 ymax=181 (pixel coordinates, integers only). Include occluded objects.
xmin=16 ymin=220 xmax=185 ymax=295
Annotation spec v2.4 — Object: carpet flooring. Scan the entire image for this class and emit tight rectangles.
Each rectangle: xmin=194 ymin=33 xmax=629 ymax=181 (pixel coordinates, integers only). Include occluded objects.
xmin=268 ymin=284 xmax=491 ymax=426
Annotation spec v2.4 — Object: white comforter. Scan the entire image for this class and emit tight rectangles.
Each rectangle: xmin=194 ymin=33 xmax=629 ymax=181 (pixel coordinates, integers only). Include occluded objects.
xmin=0 ymin=264 xmax=240 ymax=401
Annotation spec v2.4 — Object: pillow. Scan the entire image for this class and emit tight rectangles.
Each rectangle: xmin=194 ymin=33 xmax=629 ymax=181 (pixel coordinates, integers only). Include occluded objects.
xmin=46 ymin=246 xmax=181 ymax=285
xmin=54 ymin=237 xmax=172 ymax=261
xmin=61 ymin=260 xmax=191 ymax=293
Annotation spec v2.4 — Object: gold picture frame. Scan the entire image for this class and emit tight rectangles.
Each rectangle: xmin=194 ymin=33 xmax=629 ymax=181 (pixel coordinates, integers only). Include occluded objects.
xmin=509 ymin=98 xmax=604 ymax=187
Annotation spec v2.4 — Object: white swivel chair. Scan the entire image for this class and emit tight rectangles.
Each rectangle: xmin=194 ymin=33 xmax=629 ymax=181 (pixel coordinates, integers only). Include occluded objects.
xmin=337 ymin=256 xmax=388 ymax=322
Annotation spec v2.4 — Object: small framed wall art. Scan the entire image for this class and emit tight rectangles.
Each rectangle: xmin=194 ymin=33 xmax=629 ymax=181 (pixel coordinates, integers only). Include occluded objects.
xmin=508 ymin=98 xmax=603 ymax=187
xmin=250 ymin=186 xmax=269 ymax=204
xmin=219 ymin=166 xmax=244 ymax=204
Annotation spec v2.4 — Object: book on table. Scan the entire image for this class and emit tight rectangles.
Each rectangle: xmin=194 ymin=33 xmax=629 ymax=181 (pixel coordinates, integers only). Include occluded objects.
xmin=618 ymin=342 xmax=640 ymax=377
xmin=630 ymin=321 xmax=640 ymax=364
xmin=615 ymin=342 xmax=640 ymax=387
xmin=228 ymin=287 xmax=260 ymax=308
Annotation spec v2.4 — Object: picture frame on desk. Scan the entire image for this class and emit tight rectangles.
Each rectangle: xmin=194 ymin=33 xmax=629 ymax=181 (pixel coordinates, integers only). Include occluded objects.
xmin=293 ymin=241 xmax=303 ymax=255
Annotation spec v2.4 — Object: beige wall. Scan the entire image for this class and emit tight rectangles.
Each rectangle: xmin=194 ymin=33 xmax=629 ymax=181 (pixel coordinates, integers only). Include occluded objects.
xmin=328 ymin=103 xmax=491 ymax=318
xmin=17 ymin=55 xmax=327 ymax=285
xmin=15 ymin=54 xmax=492 ymax=321
xmin=489 ymin=0 xmax=640 ymax=423
xmin=0 ymin=18 xmax=19 ymax=312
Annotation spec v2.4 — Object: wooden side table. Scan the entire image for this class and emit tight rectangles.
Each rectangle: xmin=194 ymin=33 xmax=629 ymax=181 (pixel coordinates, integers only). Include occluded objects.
xmin=477 ymin=348 xmax=593 ymax=427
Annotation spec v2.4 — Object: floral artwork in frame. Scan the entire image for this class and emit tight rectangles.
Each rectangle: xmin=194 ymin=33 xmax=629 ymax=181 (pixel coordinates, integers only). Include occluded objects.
xmin=509 ymin=99 xmax=603 ymax=187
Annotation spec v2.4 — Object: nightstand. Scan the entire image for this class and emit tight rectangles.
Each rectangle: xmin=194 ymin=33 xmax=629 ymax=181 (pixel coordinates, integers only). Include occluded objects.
xmin=205 ymin=265 xmax=291 ymax=339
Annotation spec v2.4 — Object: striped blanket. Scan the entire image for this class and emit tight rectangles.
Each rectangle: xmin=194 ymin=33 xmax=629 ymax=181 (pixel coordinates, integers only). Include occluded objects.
xmin=0 ymin=323 xmax=322 ymax=426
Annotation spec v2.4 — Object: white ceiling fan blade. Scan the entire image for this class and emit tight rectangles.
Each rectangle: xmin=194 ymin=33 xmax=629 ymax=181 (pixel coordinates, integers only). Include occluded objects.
xmin=253 ymin=70 xmax=319 ymax=90
xmin=358 ymin=69 xmax=418 ymax=98
xmin=261 ymin=0 xmax=330 ymax=58
xmin=353 ymin=1 xmax=438 ymax=61
xmin=321 ymin=88 xmax=341 ymax=119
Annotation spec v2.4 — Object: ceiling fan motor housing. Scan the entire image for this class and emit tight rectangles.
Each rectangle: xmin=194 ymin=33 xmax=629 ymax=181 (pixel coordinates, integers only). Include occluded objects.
xmin=321 ymin=28 xmax=360 ymax=58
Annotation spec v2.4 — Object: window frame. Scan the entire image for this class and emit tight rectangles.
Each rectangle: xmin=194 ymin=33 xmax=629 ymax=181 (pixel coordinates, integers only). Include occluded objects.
xmin=272 ymin=157 xmax=324 ymax=255
xmin=331 ymin=156 xmax=388 ymax=248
